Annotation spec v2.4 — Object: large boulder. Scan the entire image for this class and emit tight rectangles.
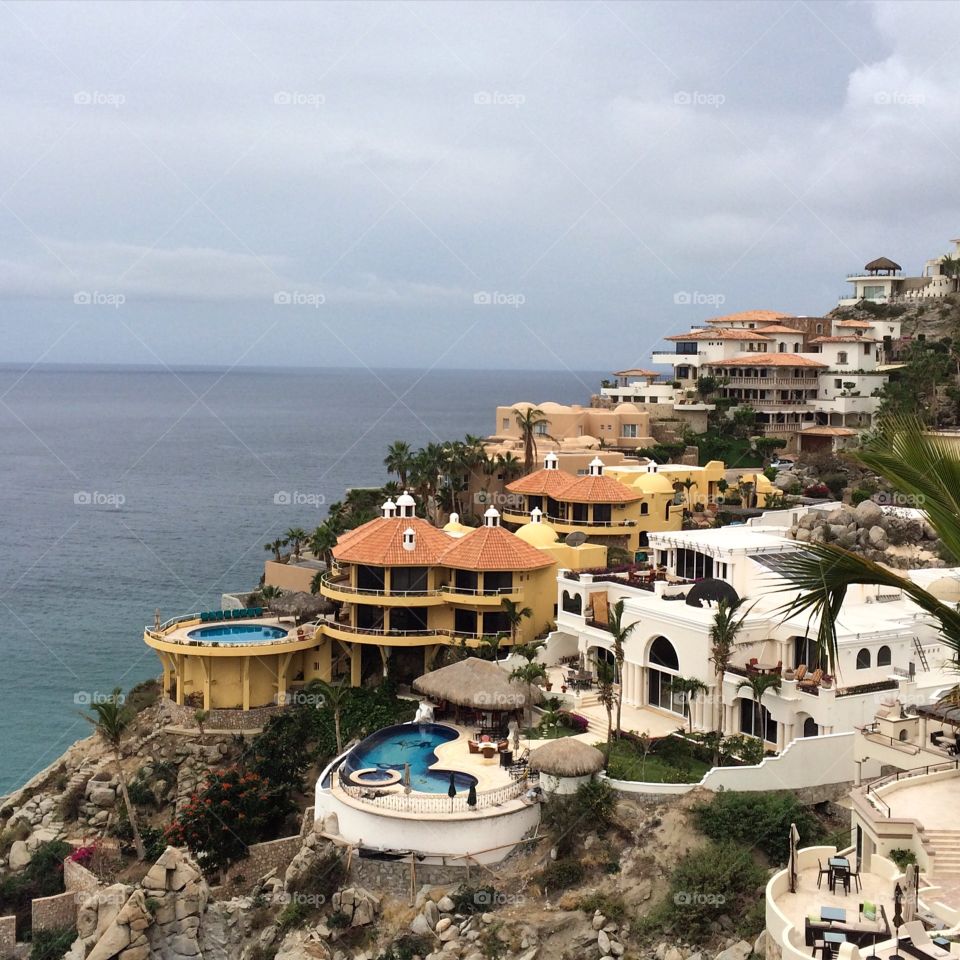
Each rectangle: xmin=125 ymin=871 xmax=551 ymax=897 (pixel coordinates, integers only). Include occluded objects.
xmin=7 ymin=840 xmax=31 ymax=870
xmin=854 ymin=499 xmax=882 ymax=527
xmin=868 ymin=525 xmax=888 ymax=548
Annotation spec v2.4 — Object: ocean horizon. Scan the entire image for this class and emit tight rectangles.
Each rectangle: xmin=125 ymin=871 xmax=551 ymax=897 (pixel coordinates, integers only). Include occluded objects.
xmin=0 ymin=364 xmax=604 ymax=796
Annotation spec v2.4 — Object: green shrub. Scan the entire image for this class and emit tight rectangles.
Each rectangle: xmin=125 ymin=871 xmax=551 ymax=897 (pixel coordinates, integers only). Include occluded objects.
xmin=377 ymin=935 xmax=434 ymax=960
xmin=286 ymin=848 xmax=345 ymax=902
xmin=29 ymin=927 xmax=76 ymax=960
xmin=694 ymin=791 xmax=818 ymax=863
xmin=851 ymin=488 xmax=874 ymax=506
xmin=889 ymin=848 xmax=918 ymax=869
xmin=580 ymin=891 xmax=627 ymax=922
xmin=276 ymin=899 xmax=311 ymax=932
xmin=125 ymin=678 xmax=161 ymax=714
xmin=538 ymin=859 xmax=584 ymax=889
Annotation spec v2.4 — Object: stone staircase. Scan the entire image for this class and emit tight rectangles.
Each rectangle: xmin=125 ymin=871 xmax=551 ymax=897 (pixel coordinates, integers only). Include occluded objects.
xmin=925 ymin=829 xmax=960 ymax=878
xmin=571 ymin=694 xmax=609 ymax=738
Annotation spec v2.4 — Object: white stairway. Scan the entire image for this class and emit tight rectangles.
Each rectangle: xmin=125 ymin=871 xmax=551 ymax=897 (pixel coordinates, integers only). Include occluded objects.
xmin=925 ymin=830 xmax=960 ymax=878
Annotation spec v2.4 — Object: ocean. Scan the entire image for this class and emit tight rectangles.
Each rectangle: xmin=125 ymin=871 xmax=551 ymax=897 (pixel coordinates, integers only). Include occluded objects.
xmin=0 ymin=365 xmax=603 ymax=795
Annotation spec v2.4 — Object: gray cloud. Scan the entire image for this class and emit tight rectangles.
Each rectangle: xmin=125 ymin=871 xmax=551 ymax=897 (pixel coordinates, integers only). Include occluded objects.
xmin=1 ymin=0 xmax=958 ymax=369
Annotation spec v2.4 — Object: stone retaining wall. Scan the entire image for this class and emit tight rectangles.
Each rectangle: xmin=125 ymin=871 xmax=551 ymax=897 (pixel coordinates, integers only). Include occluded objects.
xmin=0 ymin=916 xmax=15 ymax=960
xmin=161 ymin=698 xmax=282 ymax=731
xmin=32 ymin=890 xmax=78 ymax=935
xmin=347 ymin=858 xmax=469 ymax=899
xmin=64 ymin=858 xmax=99 ymax=894
xmin=221 ymin=834 xmax=303 ymax=886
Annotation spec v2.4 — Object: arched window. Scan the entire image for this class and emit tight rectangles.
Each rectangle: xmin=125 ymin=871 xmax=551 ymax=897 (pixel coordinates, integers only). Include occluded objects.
xmin=779 ymin=343 xmax=785 ymax=353
xmin=816 ymin=323 xmax=823 ymax=334
xmin=856 ymin=648 xmax=871 ymax=670
xmin=803 ymin=717 xmax=818 ymax=738
xmin=640 ymin=502 xmax=649 ymax=515
xmin=649 ymin=636 xmax=679 ymax=669
xmin=877 ymin=645 xmax=892 ymax=666
xmin=794 ymin=342 xmax=801 ymax=352
xmin=648 ymin=636 xmax=681 ymax=713
xmin=561 ymin=591 xmax=582 ymax=615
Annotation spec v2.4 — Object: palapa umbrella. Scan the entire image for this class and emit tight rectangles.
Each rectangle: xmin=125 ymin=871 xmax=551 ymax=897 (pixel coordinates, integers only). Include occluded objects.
xmin=788 ymin=823 xmax=800 ymax=894
xmin=266 ymin=590 xmax=333 ymax=622
xmin=447 ymin=772 xmax=457 ymax=812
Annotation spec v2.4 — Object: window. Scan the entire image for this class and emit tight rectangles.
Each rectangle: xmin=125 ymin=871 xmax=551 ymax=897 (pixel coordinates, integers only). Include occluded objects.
xmin=534 ymin=422 xmax=549 ymax=436
xmin=648 ymin=637 xmax=681 ymax=713
xmin=794 ymin=636 xmax=820 ymax=669
xmin=877 ymin=645 xmax=892 ymax=667
xmin=779 ymin=343 xmax=785 ymax=353
xmin=864 ymin=342 xmax=871 ymax=356
xmin=740 ymin=697 xmax=777 ymax=743
xmin=816 ymin=323 xmax=823 ymax=334
xmin=502 ymin=418 xmax=510 ymax=431
xmin=863 ymin=285 xmax=885 ymax=299
xmin=640 ymin=502 xmax=649 ymax=516
xmin=794 ymin=342 xmax=801 ymax=352
xmin=834 ymin=379 xmax=843 ymax=389
xmin=837 ymin=351 xmax=848 ymax=364
xmin=856 ymin=648 xmax=871 ymax=670
xmin=622 ymin=423 xmax=638 ymax=438
xmin=802 ymin=717 xmax=818 ymax=738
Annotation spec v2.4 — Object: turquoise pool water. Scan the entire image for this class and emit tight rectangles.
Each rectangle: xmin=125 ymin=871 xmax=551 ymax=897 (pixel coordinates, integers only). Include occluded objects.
xmin=186 ymin=623 xmax=289 ymax=642
xmin=343 ymin=722 xmax=477 ymax=793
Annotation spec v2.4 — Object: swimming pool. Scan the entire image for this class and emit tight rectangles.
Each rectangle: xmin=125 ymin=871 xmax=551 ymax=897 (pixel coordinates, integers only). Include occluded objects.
xmin=342 ymin=722 xmax=477 ymax=793
xmin=186 ymin=623 xmax=289 ymax=642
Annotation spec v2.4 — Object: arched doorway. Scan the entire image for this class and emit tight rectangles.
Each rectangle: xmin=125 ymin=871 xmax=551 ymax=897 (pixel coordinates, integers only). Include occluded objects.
xmin=801 ymin=716 xmax=818 ymax=738
xmin=647 ymin=636 xmax=681 ymax=713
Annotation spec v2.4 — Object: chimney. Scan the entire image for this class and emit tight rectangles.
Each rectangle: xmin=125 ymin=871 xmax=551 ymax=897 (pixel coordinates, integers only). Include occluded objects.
xmin=402 ymin=528 xmax=416 ymax=551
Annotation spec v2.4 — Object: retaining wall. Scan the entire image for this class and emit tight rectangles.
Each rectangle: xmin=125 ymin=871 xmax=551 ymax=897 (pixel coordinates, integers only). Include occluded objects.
xmin=161 ymin=698 xmax=282 ymax=731
xmin=0 ymin=916 xmax=15 ymax=960
xmin=31 ymin=891 xmax=78 ymax=935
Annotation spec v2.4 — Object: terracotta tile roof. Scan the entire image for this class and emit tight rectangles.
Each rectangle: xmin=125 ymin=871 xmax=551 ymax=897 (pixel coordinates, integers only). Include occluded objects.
xmin=756 ymin=324 xmax=804 ymax=334
xmin=809 ymin=335 xmax=878 ymax=344
xmin=709 ymin=353 xmax=828 ymax=368
xmin=507 ymin=468 xmax=578 ymax=497
xmin=703 ymin=310 xmax=794 ymax=325
xmin=834 ymin=319 xmax=875 ymax=329
xmin=439 ymin=525 xmax=554 ymax=571
xmin=332 ymin=516 xmax=453 ymax=566
xmin=556 ymin=473 xmax=642 ymax=504
xmin=665 ymin=328 xmax=772 ymax=341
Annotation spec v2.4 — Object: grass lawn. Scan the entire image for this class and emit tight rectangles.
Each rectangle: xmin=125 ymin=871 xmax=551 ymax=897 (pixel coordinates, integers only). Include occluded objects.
xmin=526 ymin=723 xmax=582 ymax=740
xmin=603 ymin=738 xmax=712 ymax=784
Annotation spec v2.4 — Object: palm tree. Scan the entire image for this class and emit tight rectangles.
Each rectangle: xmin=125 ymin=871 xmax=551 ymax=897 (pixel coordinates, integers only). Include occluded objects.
xmin=501 ymin=598 xmax=533 ymax=647
xmin=479 ymin=632 xmax=508 ymax=662
xmin=497 ymin=452 xmax=523 ymax=483
xmin=607 ymin=600 xmax=637 ymax=740
xmin=667 ymin=676 xmax=709 ymax=733
xmin=309 ymin=522 xmax=339 ymax=570
xmin=595 ymin=661 xmax=617 ymax=762
xmin=776 ymin=419 xmax=960 ymax=672
xmin=284 ymin=527 xmax=308 ymax=561
xmin=305 ymin=678 xmax=350 ymax=754
xmin=251 ymin=584 xmax=283 ymax=605
xmin=509 ymin=659 xmax=547 ymax=729
xmin=264 ymin=538 xmax=288 ymax=562
xmin=194 ymin=708 xmax=209 ymax=745
xmin=736 ymin=673 xmax=781 ymax=747
xmin=681 ymin=478 xmax=696 ymax=510
xmin=384 ymin=440 xmax=413 ymax=488
xmin=707 ymin=598 xmax=751 ymax=766
xmin=512 ymin=406 xmax=549 ymax=475
xmin=84 ymin=689 xmax=146 ymax=861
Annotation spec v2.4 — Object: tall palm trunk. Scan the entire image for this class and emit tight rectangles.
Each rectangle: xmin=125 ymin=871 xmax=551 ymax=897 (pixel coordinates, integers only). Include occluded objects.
xmin=114 ymin=753 xmax=146 ymax=861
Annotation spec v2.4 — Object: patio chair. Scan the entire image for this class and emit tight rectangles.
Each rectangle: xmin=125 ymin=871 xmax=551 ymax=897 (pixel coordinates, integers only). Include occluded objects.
xmin=799 ymin=668 xmax=824 ymax=689
xmin=817 ymin=858 xmax=831 ymax=889
xmin=847 ymin=862 xmax=862 ymax=893
xmin=795 ymin=664 xmax=808 ymax=682
xmin=468 ymin=741 xmax=480 ymax=755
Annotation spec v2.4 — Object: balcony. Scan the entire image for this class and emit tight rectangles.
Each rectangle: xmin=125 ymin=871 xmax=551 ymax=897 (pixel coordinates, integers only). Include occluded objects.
xmin=318 ymin=617 xmax=483 ymax=647
xmin=318 ymin=573 xmax=445 ymax=606
xmin=438 ymin=584 xmax=523 ymax=605
xmin=650 ymin=350 xmax=704 ymax=363
xmin=501 ymin=508 xmax=635 ymax=530
xmin=724 ymin=375 xmax=820 ymax=387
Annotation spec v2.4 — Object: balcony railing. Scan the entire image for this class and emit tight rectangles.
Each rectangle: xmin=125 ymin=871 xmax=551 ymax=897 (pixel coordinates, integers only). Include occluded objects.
xmin=865 ymin=759 xmax=960 ymax=818
xmin=337 ymin=770 xmax=528 ymax=812
xmin=320 ymin=573 xmax=517 ymax=600
xmin=502 ymin=509 xmax=634 ymax=529
xmin=319 ymin=617 xmax=482 ymax=642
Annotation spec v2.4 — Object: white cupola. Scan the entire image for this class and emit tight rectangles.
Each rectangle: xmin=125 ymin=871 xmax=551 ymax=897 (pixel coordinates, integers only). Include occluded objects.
xmin=484 ymin=506 xmax=501 ymax=528
xmin=402 ymin=527 xmax=416 ymax=551
xmin=396 ymin=490 xmax=416 ymax=518
xmin=381 ymin=498 xmax=397 ymax=518
xmin=544 ymin=451 xmax=559 ymax=470
xmin=588 ymin=456 xmax=604 ymax=476
xmin=529 ymin=506 xmax=543 ymax=524
xmin=449 ymin=512 xmax=459 ymax=524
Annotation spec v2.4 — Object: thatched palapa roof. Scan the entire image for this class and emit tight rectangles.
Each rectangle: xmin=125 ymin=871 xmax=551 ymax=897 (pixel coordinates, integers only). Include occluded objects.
xmin=266 ymin=591 xmax=334 ymax=619
xmin=528 ymin=738 xmax=605 ymax=777
xmin=412 ymin=657 xmax=544 ymax=710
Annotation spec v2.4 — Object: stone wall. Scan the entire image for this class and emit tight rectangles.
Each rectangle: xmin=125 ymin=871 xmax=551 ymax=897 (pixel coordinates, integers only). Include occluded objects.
xmin=161 ymin=698 xmax=282 ymax=731
xmin=64 ymin=857 xmax=100 ymax=893
xmin=347 ymin=857 xmax=469 ymax=899
xmin=0 ymin=916 xmax=15 ymax=960
xmin=221 ymin=834 xmax=303 ymax=886
xmin=31 ymin=890 xmax=78 ymax=935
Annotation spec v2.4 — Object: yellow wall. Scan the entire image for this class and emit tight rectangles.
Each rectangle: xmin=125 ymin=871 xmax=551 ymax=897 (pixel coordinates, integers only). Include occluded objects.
xmin=264 ymin=560 xmax=318 ymax=593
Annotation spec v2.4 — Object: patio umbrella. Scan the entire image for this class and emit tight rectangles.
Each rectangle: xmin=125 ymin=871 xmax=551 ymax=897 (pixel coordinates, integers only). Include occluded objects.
xmin=266 ymin=591 xmax=334 ymax=621
xmin=467 ymin=782 xmax=477 ymax=810
xmin=508 ymin=718 xmax=520 ymax=754
xmin=447 ymin=772 xmax=457 ymax=812
xmin=402 ymin=763 xmax=411 ymax=795
xmin=891 ymin=883 xmax=905 ymax=960
xmin=903 ymin=864 xmax=917 ymax=924
xmin=788 ymin=822 xmax=800 ymax=894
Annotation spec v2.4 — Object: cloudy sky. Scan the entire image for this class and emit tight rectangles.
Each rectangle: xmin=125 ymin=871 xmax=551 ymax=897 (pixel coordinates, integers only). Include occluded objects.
xmin=0 ymin=0 xmax=958 ymax=370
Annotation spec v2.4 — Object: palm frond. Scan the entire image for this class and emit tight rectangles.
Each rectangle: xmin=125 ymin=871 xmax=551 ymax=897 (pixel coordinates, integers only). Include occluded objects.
xmin=774 ymin=540 xmax=960 ymax=671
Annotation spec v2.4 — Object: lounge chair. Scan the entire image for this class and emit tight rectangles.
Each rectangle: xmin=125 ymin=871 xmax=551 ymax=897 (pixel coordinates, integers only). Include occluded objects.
xmin=799 ymin=668 xmax=823 ymax=689
xmin=795 ymin=664 xmax=807 ymax=682
xmin=901 ymin=921 xmax=951 ymax=959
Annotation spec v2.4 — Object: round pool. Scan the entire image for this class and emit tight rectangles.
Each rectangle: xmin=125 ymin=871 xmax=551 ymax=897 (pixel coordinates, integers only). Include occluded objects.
xmin=186 ymin=623 xmax=289 ymax=643
xmin=342 ymin=722 xmax=477 ymax=793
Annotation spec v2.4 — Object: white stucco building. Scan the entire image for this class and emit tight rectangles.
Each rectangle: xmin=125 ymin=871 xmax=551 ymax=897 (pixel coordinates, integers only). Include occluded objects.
xmin=549 ymin=508 xmax=955 ymax=753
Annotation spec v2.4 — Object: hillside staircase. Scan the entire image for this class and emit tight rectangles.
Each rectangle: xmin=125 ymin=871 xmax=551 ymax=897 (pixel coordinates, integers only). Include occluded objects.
xmin=572 ymin=693 xmax=610 ymax=737
xmin=925 ymin=829 xmax=960 ymax=878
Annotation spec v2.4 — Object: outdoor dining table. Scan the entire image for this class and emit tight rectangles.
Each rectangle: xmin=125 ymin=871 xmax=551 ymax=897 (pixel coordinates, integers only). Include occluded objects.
xmin=828 ymin=857 xmax=851 ymax=895
xmin=821 ymin=932 xmax=848 ymax=959
xmin=821 ymin=907 xmax=847 ymax=922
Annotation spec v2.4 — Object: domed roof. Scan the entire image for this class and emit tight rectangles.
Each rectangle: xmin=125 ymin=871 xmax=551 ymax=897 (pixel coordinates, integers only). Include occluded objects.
xmin=515 ymin=520 xmax=559 ymax=547
xmin=538 ymin=401 xmax=566 ymax=412
xmin=395 ymin=490 xmax=416 ymax=508
xmin=631 ymin=472 xmax=676 ymax=494
xmin=443 ymin=512 xmax=472 ymax=537
xmin=614 ymin=402 xmax=642 ymax=414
